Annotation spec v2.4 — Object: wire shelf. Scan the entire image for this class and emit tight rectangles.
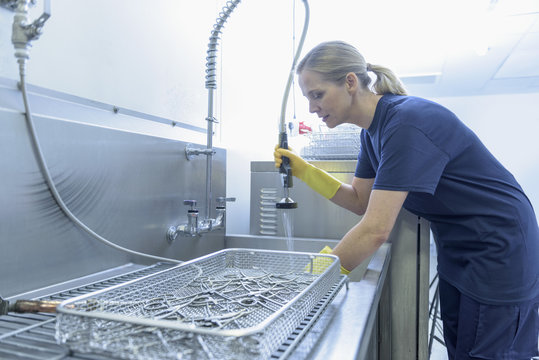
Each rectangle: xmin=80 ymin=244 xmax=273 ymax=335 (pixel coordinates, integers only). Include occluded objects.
xmin=301 ymin=129 xmax=361 ymax=160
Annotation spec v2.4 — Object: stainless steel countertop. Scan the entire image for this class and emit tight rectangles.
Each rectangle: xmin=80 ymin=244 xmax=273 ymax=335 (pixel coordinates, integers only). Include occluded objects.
xmin=289 ymin=243 xmax=391 ymax=360
xmin=3 ymin=242 xmax=390 ymax=360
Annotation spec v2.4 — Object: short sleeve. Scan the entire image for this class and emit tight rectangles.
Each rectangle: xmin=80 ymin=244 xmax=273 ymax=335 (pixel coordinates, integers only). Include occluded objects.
xmin=374 ymin=125 xmax=449 ymax=194
xmin=355 ymin=131 xmax=376 ymax=178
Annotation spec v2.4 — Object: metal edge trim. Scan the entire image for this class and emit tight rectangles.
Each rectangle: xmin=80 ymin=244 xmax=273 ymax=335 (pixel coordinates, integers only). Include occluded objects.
xmin=0 ymin=76 xmax=206 ymax=133
xmin=273 ymin=275 xmax=349 ymax=359
xmin=355 ymin=244 xmax=392 ymax=360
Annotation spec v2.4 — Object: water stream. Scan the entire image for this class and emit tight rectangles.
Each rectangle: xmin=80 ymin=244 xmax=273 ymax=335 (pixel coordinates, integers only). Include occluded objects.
xmin=280 ymin=209 xmax=295 ymax=252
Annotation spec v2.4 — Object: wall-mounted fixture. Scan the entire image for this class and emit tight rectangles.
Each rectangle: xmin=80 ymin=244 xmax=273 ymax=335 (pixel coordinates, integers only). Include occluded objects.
xmin=167 ymin=197 xmax=235 ymax=242
xmin=11 ymin=0 xmax=50 ymax=62
xmin=168 ymin=1 xmax=241 ymax=242
xmin=0 ymin=0 xmax=24 ymax=11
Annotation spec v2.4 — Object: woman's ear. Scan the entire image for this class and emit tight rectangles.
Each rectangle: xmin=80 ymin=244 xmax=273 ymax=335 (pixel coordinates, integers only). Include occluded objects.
xmin=345 ymin=72 xmax=359 ymax=92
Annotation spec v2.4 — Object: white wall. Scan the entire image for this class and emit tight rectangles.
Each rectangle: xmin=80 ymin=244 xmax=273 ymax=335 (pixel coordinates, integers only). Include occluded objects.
xmin=432 ymin=94 xmax=539 ymax=216
xmin=1 ymin=1 xmax=216 ymax=126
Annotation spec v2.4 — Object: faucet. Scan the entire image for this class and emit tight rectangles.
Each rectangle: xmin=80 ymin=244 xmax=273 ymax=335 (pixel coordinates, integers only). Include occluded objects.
xmin=11 ymin=0 xmax=51 ymax=62
xmin=275 ymin=0 xmax=309 ymax=210
xmin=167 ymin=197 xmax=235 ymax=243
xmin=166 ymin=1 xmax=240 ymax=245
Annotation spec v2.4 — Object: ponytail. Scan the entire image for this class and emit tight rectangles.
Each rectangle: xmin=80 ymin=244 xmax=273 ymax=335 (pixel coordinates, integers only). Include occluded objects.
xmin=298 ymin=41 xmax=408 ymax=96
xmin=367 ymin=63 xmax=408 ymax=95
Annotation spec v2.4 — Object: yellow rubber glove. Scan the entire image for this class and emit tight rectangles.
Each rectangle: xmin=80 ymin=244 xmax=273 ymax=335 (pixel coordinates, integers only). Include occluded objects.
xmin=274 ymin=146 xmax=342 ymax=199
xmin=304 ymin=246 xmax=351 ymax=275
xmin=320 ymin=246 xmax=351 ymax=275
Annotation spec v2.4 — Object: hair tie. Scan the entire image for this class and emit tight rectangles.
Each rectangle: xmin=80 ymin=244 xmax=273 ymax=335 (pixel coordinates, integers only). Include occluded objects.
xmin=366 ymin=63 xmax=373 ymax=72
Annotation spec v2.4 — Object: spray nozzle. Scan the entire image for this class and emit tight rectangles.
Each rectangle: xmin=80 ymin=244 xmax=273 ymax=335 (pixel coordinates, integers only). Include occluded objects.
xmin=277 ymin=131 xmax=297 ymax=209
xmin=276 ymin=190 xmax=298 ymax=209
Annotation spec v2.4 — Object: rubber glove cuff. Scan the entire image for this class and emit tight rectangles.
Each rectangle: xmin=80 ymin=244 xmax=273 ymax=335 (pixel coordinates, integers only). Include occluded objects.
xmin=320 ymin=246 xmax=351 ymax=275
xmin=301 ymin=165 xmax=342 ymax=200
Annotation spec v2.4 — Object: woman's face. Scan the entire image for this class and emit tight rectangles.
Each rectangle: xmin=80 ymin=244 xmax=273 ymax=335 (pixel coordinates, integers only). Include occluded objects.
xmin=298 ymin=70 xmax=353 ymax=129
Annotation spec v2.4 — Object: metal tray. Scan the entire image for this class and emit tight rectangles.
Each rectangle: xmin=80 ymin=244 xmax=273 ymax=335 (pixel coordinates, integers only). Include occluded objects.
xmin=55 ymin=248 xmax=341 ymax=359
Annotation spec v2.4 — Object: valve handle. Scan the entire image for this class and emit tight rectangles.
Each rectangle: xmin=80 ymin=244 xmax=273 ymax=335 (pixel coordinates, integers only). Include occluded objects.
xmin=216 ymin=197 xmax=236 ymax=207
xmin=183 ymin=200 xmax=197 ymax=211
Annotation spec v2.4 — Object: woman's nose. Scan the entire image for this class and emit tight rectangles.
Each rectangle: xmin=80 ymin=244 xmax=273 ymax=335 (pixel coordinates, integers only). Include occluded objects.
xmin=308 ymin=101 xmax=319 ymax=113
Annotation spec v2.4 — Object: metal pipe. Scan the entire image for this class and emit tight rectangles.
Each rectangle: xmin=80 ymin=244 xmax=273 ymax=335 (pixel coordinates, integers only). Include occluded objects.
xmin=202 ymin=0 xmax=241 ymax=220
xmin=205 ymin=88 xmax=215 ymax=219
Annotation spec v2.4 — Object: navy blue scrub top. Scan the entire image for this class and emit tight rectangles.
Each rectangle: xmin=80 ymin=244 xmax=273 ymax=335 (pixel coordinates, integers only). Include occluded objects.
xmin=355 ymin=94 xmax=539 ymax=305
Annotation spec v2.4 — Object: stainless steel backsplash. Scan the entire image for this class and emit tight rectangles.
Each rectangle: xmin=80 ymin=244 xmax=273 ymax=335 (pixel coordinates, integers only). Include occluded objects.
xmin=0 ymin=79 xmax=226 ymax=298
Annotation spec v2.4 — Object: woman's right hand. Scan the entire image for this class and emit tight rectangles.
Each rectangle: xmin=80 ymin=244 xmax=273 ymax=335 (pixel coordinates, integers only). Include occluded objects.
xmin=273 ymin=145 xmax=309 ymax=179
xmin=273 ymin=145 xmax=343 ymax=200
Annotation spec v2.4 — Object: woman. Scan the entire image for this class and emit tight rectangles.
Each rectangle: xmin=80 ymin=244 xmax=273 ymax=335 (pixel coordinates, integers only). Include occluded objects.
xmin=274 ymin=41 xmax=538 ymax=359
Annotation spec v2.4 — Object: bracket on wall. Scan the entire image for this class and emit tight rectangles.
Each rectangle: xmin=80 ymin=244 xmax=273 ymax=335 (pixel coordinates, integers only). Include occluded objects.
xmin=185 ymin=143 xmax=215 ymax=161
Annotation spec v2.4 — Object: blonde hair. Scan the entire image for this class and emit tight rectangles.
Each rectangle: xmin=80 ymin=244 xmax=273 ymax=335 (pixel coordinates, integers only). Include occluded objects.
xmin=297 ymin=41 xmax=407 ymax=96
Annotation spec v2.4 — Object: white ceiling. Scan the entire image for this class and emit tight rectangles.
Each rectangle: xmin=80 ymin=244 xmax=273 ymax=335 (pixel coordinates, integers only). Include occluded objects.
xmin=303 ymin=0 xmax=539 ymax=98
xmin=2 ymin=0 xmax=537 ymax=99
xmin=393 ymin=0 xmax=539 ymax=96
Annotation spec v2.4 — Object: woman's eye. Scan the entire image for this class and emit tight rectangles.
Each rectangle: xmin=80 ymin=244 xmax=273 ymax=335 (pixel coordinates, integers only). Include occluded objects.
xmin=312 ymin=92 xmax=323 ymax=99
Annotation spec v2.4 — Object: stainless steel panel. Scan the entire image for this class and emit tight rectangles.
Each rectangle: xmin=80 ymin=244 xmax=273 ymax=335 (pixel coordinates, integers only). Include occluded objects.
xmin=379 ymin=210 xmax=430 ymax=360
xmin=250 ymin=161 xmax=361 ymax=239
xmin=0 ymin=81 xmax=227 ymax=298
xmin=293 ymin=243 xmax=391 ymax=360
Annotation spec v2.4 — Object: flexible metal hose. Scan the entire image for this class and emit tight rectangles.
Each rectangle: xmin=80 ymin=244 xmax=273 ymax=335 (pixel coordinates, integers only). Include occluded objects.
xmin=205 ymin=0 xmax=310 ymax=132
xmin=17 ymin=58 xmax=181 ymax=264
xmin=279 ymin=0 xmax=309 ymax=134
xmin=205 ymin=0 xmax=241 ymax=90
xmin=276 ymin=0 xmax=310 ymax=205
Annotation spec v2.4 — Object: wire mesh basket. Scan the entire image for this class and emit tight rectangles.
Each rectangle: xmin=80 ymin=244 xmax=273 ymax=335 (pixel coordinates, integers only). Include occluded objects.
xmin=301 ymin=127 xmax=361 ymax=160
xmin=55 ymin=248 xmax=341 ymax=360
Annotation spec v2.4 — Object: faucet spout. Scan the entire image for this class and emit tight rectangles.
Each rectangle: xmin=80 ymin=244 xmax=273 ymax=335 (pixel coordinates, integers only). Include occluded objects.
xmin=166 ymin=197 xmax=235 ymax=243
xmin=197 ymin=209 xmax=225 ymax=234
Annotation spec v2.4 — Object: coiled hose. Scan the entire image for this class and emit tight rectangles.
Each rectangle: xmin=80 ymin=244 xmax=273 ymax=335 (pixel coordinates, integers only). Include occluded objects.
xmin=205 ymin=0 xmax=241 ymax=90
